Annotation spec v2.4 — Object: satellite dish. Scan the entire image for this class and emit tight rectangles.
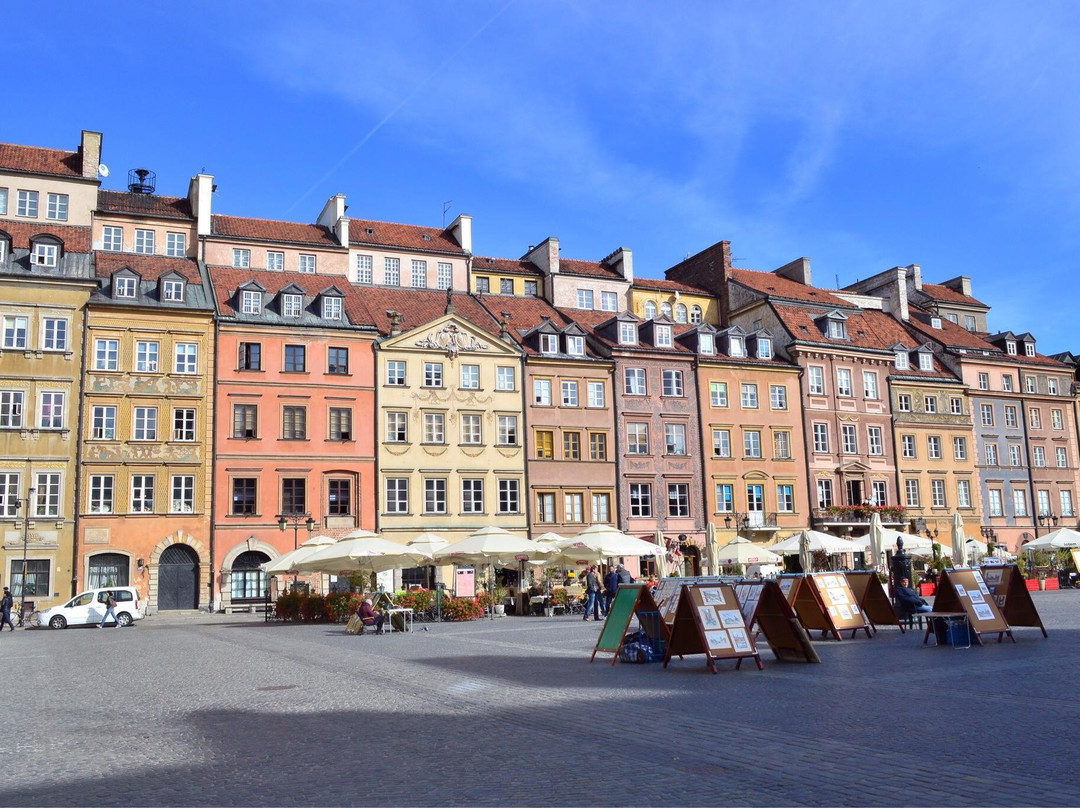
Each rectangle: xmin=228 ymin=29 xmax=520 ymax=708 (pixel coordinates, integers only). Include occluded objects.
xmin=98 ymin=164 xmax=110 ymax=178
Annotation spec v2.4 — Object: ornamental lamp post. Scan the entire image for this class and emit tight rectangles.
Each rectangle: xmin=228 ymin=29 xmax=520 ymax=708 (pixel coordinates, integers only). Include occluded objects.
xmin=277 ymin=512 xmax=316 ymax=591
xmin=18 ymin=486 xmax=35 ymax=622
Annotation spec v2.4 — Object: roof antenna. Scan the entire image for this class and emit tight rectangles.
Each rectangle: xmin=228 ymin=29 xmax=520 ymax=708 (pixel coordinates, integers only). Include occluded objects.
xmin=443 ymin=200 xmax=453 ymax=228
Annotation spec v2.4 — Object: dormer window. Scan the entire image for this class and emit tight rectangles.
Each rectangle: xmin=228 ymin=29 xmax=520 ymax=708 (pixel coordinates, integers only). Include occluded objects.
xmin=930 ymin=316 xmax=942 ymax=329
xmin=644 ymin=301 xmax=657 ymax=319
xmin=30 ymin=237 xmax=60 ymax=268
xmin=699 ymin=333 xmax=715 ymax=355
xmin=757 ymin=338 xmax=772 ymax=359
xmin=162 ymin=280 xmax=184 ymax=302
xmin=241 ymin=290 xmax=262 ymax=314
xmin=918 ymin=352 xmax=933 ymax=371
xmin=1024 ymin=343 xmax=1035 ymax=357
xmin=114 ymin=277 xmax=137 ymax=298
xmin=566 ymin=335 xmax=584 ymax=356
xmin=729 ymin=336 xmax=745 ymax=357
xmin=0 ymin=233 xmax=9 ymax=262
xmin=618 ymin=322 xmax=637 ymax=345
xmin=826 ymin=319 xmax=846 ymax=339
xmin=1006 ymin=341 xmax=1017 ymax=355
xmin=894 ymin=351 xmax=909 ymax=370
xmin=540 ymin=334 xmax=558 ymax=354
xmin=654 ymin=325 xmax=672 ymax=347
xmin=322 ymin=297 xmax=342 ymax=320
xmin=282 ymin=294 xmax=303 ymax=318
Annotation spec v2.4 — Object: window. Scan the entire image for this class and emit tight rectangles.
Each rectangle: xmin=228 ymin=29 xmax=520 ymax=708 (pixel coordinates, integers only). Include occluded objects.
xmin=170 ymin=475 xmax=195 ymax=513
xmin=600 ymin=291 xmax=618 ymax=312
xmin=1009 ymin=444 xmax=1021 ymax=466
xmin=576 ymin=289 xmax=594 ymax=309
xmin=699 ymin=333 xmax=714 ymax=354
xmin=497 ymin=415 xmax=517 ymax=445
xmin=475 ymin=276 xmax=489 ymax=293
xmin=667 ymin=483 xmax=690 ymax=517
xmin=654 ymin=325 xmax=672 ymax=347
xmin=1029 ymin=408 xmax=1042 ymax=429
xmin=981 ymin=404 xmax=994 ymax=427
xmin=424 ymin=362 xmax=443 ymax=387
xmin=836 ymin=368 xmax=852 ymax=397
xmin=872 ymin=480 xmax=888 ymax=506
xmin=1057 ymin=447 xmax=1068 ymax=468
xmin=618 ymin=322 xmax=637 ymax=345
xmin=729 ymin=336 xmax=745 ymax=357
xmin=324 ymin=478 xmax=351 ymax=516
xmin=89 ymin=475 xmax=114 ymax=513
xmin=534 ymin=430 xmax=553 ymax=459
xmin=1052 ymin=409 xmax=1064 ymax=429
xmin=134 ymin=229 xmax=155 ymax=254
xmin=774 ymin=430 xmax=792 ymax=459
xmin=232 ymin=404 xmax=257 ymax=439
xmin=29 ymin=241 xmax=57 ymax=267
xmin=665 ymin=423 xmax=687 ymax=455
xmin=0 ymin=188 xmax=6 ymax=215
xmin=587 ymin=381 xmax=605 ymax=408
xmin=298 ymin=254 xmax=316 ymax=273
xmin=386 ymin=361 xmax=405 ymax=386
xmin=329 ymin=407 xmax=352 ymax=440
xmin=1033 ymin=446 xmax=1046 ymax=467
xmin=0 ymin=391 xmax=23 ymax=428
xmin=950 ymin=397 xmax=963 ymax=415
xmin=423 ymin=412 xmax=445 ymax=444
xmin=953 ymin=436 xmax=967 ymax=460
xmin=174 ymin=343 xmax=198 ymax=374
xmin=627 ymin=423 xmax=649 ymax=454
xmin=385 ymin=412 xmax=408 ymax=443
xmin=424 ymin=479 xmax=447 ymax=514
xmin=917 ymin=352 xmax=932 ymax=371
xmin=757 ymin=337 xmax=772 ymax=359
xmin=283 ymin=344 xmax=305 ymax=372
xmin=411 ymin=260 xmax=427 ymax=287
xmin=813 ymin=423 xmax=829 ymax=453
xmin=955 ymin=480 xmax=971 ymax=509
xmin=712 ymin=429 xmax=731 ymax=458
xmin=927 ymin=436 xmax=942 ymax=459
xmin=282 ymin=294 xmax=303 ymax=317
xmin=1001 ymin=375 xmax=1014 ymax=392
xmin=460 ymin=364 xmax=479 ymax=389
xmin=905 ymin=479 xmax=920 ymax=508
xmin=629 ymin=483 xmax=652 ymax=517
xmin=355 ymin=254 xmax=372 ymax=283
xmin=132 ymin=475 xmax=157 ymax=513
xmin=39 ymin=391 xmax=65 ymax=429
xmin=499 ymin=480 xmax=520 ymax=514
xmin=642 ymin=301 xmax=657 ymax=319
xmin=841 ymin=425 xmax=857 ymax=455
xmin=624 ymin=368 xmax=646 ymax=395
xmin=232 ymin=248 xmax=250 ymax=268
xmin=1004 ymin=406 xmax=1018 ymax=428
xmin=46 ymin=193 xmax=68 ymax=221
xmin=134 ymin=406 xmax=157 ymax=440
xmin=1026 ymin=375 xmax=1037 ymax=394
xmin=43 ymin=317 xmax=68 ymax=351
xmin=808 ymin=366 xmax=825 ymax=395
xmin=662 ymin=370 xmax=683 ymax=397
xmin=770 ymin=384 xmax=787 ymax=409
xmin=114 ymin=276 xmax=137 ymax=298
xmin=536 ymin=492 xmax=555 ymax=522
xmin=867 ymin=427 xmax=883 ymax=456
xmin=861 ymin=371 xmax=878 ymax=400
xmin=16 ymin=189 xmax=38 ymax=217
xmin=744 ymin=429 xmax=762 ymax=458
xmin=322 ymin=297 xmax=342 ymax=320
xmin=1049 ymin=378 xmax=1059 ymax=395
xmin=564 ymin=492 xmax=584 ymax=523
xmin=1025 ymin=343 xmax=1036 ymax=358
xmin=776 ymin=484 xmax=794 ymax=513
xmin=1013 ymin=489 xmax=1028 ymax=517
xmin=924 ymin=396 xmax=937 ymax=413
xmin=92 ymin=338 xmax=118 ymax=371
xmin=566 ymin=335 xmax=584 ymax=356
xmin=533 ymin=379 xmax=552 ymax=406
xmin=563 ymin=431 xmax=581 ymax=460
xmin=898 ymin=395 xmax=913 ymax=412
xmin=816 ymin=479 xmax=833 ymax=509
xmin=589 ymin=432 xmax=607 ymax=461
xmin=974 ymin=373 xmax=989 ymax=392
xmin=710 ymin=382 xmax=728 ymax=407
xmin=689 ymin=305 xmax=702 ymax=324
xmin=461 ymin=413 xmax=482 ymax=445
xmin=740 ymin=383 xmax=758 ymax=408
xmin=901 ymin=435 xmax=916 ymax=459
xmin=282 ymin=406 xmax=307 ymax=440
xmin=384 ymin=258 xmax=400 ymax=285
xmin=462 ymin=479 xmax=484 ymax=513
xmin=561 ymin=380 xmax=579 ymax=407
xmin=591 ymin=492 xmax=610 ymax=523
xmin=172 ymin=408 xmax=196 ymax=441
xmin=987 ymin=489 xmax=1003 ymax=516
xmin=715 ymin=483 xmax=734 ymax=513
xmin=985 ymin=443 xmax=998 ymax=465
xmin=1061 ymin=490 xmax=1074 ymax=517
xmin=3 ymin=316 xmax=28 ymax=350
xmin=894 ymin=351 xmax=910 ymax=370
xmin=241 ymin=290 xmax=262 ymax=314
xmin=437 ymin=263 xmax=453 ymax=291
xmin=385 ymin=478 xmax=408 ymax=513
xmin=496 ymin=366 xmax=515 ymax=391
xmin=930 ymin=479 xmax=946 ymax=508
xmin=826 ymin=319 xmax=846 ymax=339
xmin=8 ymin=558 xmax=49 ymax=599
xmin=524 ymin=280 xmax=538 ymax=296
xmin=91 ymin=405 xmax=116 ymax=440
xmin=1006 ymin=340 xmax=1017 ymax=356
xmin=327 ymin=346 xmax=349 ymax=375
xmin=674 ymin=304 xmax=687 ymax=323
xmin=237 ymin=342 xmax=260 ymax=372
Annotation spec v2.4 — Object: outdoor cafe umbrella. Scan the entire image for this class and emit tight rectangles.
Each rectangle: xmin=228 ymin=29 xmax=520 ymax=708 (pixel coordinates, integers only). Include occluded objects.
xmin=435 ymin=526 xmax=551 ymax=618
xmin=868 ymin=512 xmax=885 ymax=572
xmin=1020 ymin=527 xmax=1080 ymax=552
xmin=705 ymin=522 xmax=719 ymax=576
xmin=951 ymin=512 xmax=966 ymax=567
xmin=293 ymin=535 xmax=432 ymax=575
xmin=406 ymin=532 xmax=451 ymax=558
xmin=852 ymin=530 xmax=937 ymax=557
xmin=798 ymin=530 xmax=813 ymax=574
xmin=770 ymin=530 xmax=862 ymax=555
xmin=559 ymin=524 xmax=667 ymax=564
xmin=655 ymin=530 xmax=668 ymax=577
xmin=261 ymin=533 xmax=337 ymax=576
xmin=714 ymin=535 xmax=782 ymax=567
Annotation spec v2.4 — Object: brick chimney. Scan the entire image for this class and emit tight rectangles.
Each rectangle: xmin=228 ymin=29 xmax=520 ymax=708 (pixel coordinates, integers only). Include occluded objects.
xmin=665 ymin=239 xmax=731 ymax=327
xmin=79 ymin=130 xmax=102 ymax=180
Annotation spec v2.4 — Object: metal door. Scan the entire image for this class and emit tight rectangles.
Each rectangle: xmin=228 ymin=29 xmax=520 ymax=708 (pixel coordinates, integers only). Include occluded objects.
xmin=157 ymin=544 xmax=198 ymax=610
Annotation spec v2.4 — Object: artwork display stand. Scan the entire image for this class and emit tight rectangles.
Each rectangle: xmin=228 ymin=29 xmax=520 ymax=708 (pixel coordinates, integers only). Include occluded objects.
xmin=778 ymin=573 xmax=872 ymax=641
xmin=733 ymin=580 xmax=819 ymax=663
xmin=653 ymin=576 xmax=727 ymax=628
xmin=590 ymin=584 xmax=669 ymax=665
xmin=845 ymin=571 xmax=903 ymax=633
xmin=663 ymin=583 xmax=762 ymax=673
xmin=979 ymin=564 xmax=1046 ymax=637
xmin=930 ymin=568 xmax=1014 ymax=645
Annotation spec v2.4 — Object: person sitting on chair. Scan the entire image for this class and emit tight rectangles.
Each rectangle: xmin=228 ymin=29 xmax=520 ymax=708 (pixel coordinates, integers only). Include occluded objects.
xmin=894 ymin=577 xmax=932 ymax=614
xmin=356 ymin=596 xmax=385 ymax=634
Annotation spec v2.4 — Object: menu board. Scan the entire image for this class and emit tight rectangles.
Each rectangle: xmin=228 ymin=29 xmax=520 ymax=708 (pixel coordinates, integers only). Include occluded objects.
xmin=844 ymin=571 xmax=902 ymax=631
xmin=663 ymin=583 xmax=762 ymax=673
xmin=979 ymin=564 xmax=1046 ymax=637
xmin=933 ymin=568 xmax=1013 ymax=644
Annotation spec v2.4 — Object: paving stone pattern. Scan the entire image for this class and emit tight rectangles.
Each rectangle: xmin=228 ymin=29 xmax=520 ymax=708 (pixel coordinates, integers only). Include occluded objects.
xmin=1 ymin=591 xmax=1077 ymax=807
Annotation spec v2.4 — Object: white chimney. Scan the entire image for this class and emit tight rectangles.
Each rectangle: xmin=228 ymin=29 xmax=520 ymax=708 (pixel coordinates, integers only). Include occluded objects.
xmin=448 ymin=213 xmax=472 ymax=253
xmin=187 ymin=173 xmax=214 ymax=237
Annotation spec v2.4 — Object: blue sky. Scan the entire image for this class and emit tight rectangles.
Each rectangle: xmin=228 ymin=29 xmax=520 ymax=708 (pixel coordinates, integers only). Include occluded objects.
xmin=9 ymin=2 xmax=1080 ymax=349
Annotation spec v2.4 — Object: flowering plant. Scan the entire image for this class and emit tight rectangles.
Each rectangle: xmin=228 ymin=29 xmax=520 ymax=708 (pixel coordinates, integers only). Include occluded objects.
xmin=440 ymin=596 xmax=484 ymax=621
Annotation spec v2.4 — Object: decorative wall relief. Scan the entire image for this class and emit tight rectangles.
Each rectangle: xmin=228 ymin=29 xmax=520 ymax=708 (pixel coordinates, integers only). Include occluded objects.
xmin=414 ymin=323 xmax=489 ymax=359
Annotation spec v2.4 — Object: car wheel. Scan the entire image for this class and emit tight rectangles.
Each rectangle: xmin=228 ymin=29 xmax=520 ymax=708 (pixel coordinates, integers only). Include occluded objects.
xmin=49 ymin=615 xmax=67 ymax=630
xmin=117 ymin=613 xmax=133 ymax=627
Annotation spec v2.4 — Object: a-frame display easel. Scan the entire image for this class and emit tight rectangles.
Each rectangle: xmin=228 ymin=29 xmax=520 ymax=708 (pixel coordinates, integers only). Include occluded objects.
xmin=663 ymin=583 xmax=762 ymax=673
xmin=930 ymin=568 xmax=1014 ymax=645
xmin=778 ymin=574 xmax=872 ymax=640
xmin=590 ymin=584 xmax=669 ymax=665
xmin=845 ymin=571 xmax=903 ymax=633
xmin=734 ymin=580 xmax=819 ymax=663
xmin=979 ymin=564 xmax=1046 ymax=638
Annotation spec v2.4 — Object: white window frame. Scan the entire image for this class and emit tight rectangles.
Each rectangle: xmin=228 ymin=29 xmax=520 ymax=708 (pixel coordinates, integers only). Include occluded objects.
xmin=46 ymin=192 xmax=68 ymax=221
xmin=298 ymin=254 xmax=316 ymax=273
xmin=232 ymin=248 xmax=251 ymax=268
xmin=134 ymin=229 xmax=155 ymax=254
xmin=600 ymin=291 xmax=618 ymax=312
xmin=576 ymin=289 xmax=594 ymax=309
xmin=836 ymin=368 xmax=852 ymax=397
xmin=241 ymin=290 xmax=262 ymax=314
xmin=355 ymin=254 xmax=372 ymax=283
xmin=662 ymin=370 xmax=683 ymax=397
xmin=437 ymin=262 xmax=452 ymax=291
xmin=174 ymin=343 xmax=198 ymax=374
xmin=808 ymin=366 xmax=825 ymax=395
xmin=496 ymin=366 xmax=515 ymax=391
xmin=654 ymin=325 xmax=672 ymax=347
xmin=624 ymin=368 xmax=646 ymax=396
xmin=587 ymin=381 xmax=605 ymax=408
xmin=618 ymin=322 xmax=637 ymax=345
xmin=170 ymin=474 xmax=195 ymax=513
xmin=321 ymin=297 xmax=342 ymax=320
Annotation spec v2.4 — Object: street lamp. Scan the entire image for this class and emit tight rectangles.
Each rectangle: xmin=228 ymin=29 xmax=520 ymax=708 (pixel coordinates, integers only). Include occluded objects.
xmin=1036 ymin=512 xmax=1058 ymax=536
xmin=981 ymin=526 xmax=997 ymax=558
xmin=17 ymin=486 xmax=35 ymax=622
xmin=723 ymin=513 xmax=751 ymax=536
xmin=277 ymin=512 xmax=316 ymax=551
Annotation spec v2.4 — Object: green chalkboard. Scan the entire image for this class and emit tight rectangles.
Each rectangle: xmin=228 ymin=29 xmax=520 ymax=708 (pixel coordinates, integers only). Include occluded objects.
xmin=594 ymin=585 xmax=644 ymax=654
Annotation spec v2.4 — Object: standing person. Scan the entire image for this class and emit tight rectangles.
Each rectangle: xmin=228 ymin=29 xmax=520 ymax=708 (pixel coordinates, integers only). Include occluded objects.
xmin=98 ymin=590 xmax=119 ymax=628
xmin=603 ymin=565 xmax=619 ymax=614
xmin=0 ymin=586 xmax=14 ymax=631
xmin=616 ymin=563 xmax=635 ymax=586
xmin=582 ymin=565 xmax=603 ymax=621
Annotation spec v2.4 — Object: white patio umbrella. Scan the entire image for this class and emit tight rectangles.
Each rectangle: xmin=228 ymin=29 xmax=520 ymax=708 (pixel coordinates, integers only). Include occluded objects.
xmin=560 ymin=524 xmax=668 ymax=562
xmin=342 ymin=527 xmax=381 ymax=540
xmin=868 ymin=513 xmax=885 ymax=572
xmin=1020 ymin=528 xmax=1080 ymax=552
xmin=852 ymin=530 xmax=937 ymax=556
xmin=293 ymin=535 xmax=432 ymax=575
xmin=714 ymin=535 xmax=782 ymax=566
xmin=705 ymin=522 xmax=719 ymax=576
xmin=406 ymin=532 xmax=451 ymax=558
xmin=261 ymin=534 xmax=337 ymax=576
xmin=771 ymin=530 xmax=862 ymax=555
xmin=951 ymin=513 xmax=966 ymax=567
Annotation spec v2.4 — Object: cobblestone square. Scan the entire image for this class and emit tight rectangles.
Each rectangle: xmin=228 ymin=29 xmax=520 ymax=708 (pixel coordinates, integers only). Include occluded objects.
xmin=1 ymin=591 xmax=1076 ymax=807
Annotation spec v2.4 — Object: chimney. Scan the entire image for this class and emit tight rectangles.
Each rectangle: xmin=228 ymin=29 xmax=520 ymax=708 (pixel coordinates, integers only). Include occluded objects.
xmin=522 ymin=237 xmax=560 ymax=277
xmin=448 ymin=213 xmax=472 ymax=253
xmin=602 ymin=247 xmax=633 ymax=283
xmin=386 ymin=310 xmax=403 ymax=336
xmin=187 ymin=173 xmax=214 ymax=237
xmin=940 ymin=275 xmax=973 ymax=298
xmin=665 ymin=239 xmax=732 ymax=328
xmin=79 ymin=130 xmax=102 ymax=180
xmin=318 ymin=194 xmax=349 ymax=245
xmin=773 ymin=257 xmax=812 ymax=286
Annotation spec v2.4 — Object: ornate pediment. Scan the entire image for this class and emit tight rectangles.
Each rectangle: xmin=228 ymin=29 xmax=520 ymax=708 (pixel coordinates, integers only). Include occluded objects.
xmin=414 ymin=322 xmax=489 ymax=358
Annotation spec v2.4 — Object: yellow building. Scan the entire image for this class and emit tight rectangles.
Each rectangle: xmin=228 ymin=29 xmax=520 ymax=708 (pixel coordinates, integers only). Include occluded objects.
xmin=630 ymin=278 xmax=719 ymax=326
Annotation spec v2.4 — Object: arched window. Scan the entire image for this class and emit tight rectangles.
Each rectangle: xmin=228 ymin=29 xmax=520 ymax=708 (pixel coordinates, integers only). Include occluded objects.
xmin=88 ymin=553 xmax=129 ymax=588
xmin=660 ymin=302 xmax=672 ymax=318
xmin=231 ymin=550 xmax=271 ymax=601
xmin=643 ymin=301 xmax=657 ymax=319
xmin=690 ymin=305 xmax=703 ymax=324
xmin=674 ymin=303 xmax=688 ymax=323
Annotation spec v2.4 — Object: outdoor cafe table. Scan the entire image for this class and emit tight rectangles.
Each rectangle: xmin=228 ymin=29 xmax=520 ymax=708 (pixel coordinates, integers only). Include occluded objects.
xmin=385 ymin=607 xmax=413 ymax=634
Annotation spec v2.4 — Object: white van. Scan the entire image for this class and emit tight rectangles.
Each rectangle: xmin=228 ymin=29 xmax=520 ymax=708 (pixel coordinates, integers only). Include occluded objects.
xmin=39 ymin=587 xmax=144 ymax=629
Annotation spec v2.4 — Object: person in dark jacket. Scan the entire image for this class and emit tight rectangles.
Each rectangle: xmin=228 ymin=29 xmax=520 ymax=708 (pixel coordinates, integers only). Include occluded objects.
xmin=582 ymin=566 xmax=604 ymax=621
xmin=894 ymin=578 xmax=931 ymax=613
xmin=0 ymin=586 xmax=13 ymax=631
xmin=356 ymin=597 xmax=385 ymax=634
xmin=616 ymin=563 xmax=635 ymax=585
xmin=603 ymin=567 xmax=619 ymax=613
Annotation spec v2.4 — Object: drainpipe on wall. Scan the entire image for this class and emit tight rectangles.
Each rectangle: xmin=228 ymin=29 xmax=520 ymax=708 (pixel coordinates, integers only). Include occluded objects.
xmin=208 ymin=309 xmax=220 ymax=613
xmin=70 ymin=305 xmax=91 ymax=599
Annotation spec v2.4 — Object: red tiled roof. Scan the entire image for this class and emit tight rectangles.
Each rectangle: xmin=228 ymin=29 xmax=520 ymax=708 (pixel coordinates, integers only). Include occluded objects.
xmin=472 ymin=256 xmax=542 ymax=277
xmin=207 ymin=266 xmax=364 ymax=320
xmin=558 ymin=257 xmax=624 ymax=279
xmin=0 ymin=221 xmax=91 ymax=252
xmin=95 ymin=252 xmax=202 ymax=283
xmin=906 ymin=309 xmax=999 ymax=351
xmin=0 ymin=142 xmax=83 ymax=178
xmin=355 ymin=287 xmax=503 ymax=338
xmin=919 ymin=282 xmax=987 ymax=308
xmin=633 ymin=277 xmax=712 ymax=295
xmin=212 ymin=214 xmax=340 ymax=247
xmin=98 ymin=190 xmax=192 ymax=220
xmin=731 ymin=268 xmax=852 ymax=308
xmin=349 ymin=218 xmax=466 ymax=255
xmin=562 ymin=308 xmax=695 ymax=355
xmin=475 ymin=295 xmax=600 ymax=356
